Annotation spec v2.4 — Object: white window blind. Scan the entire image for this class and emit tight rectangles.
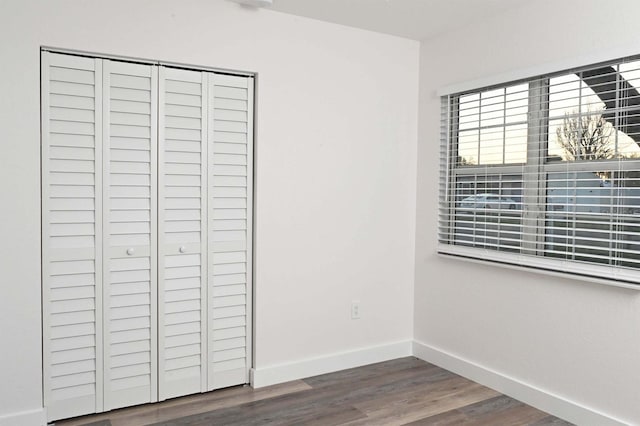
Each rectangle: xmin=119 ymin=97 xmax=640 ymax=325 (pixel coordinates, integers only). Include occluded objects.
xmin=439 ymin=56 xmax=640 ymax=286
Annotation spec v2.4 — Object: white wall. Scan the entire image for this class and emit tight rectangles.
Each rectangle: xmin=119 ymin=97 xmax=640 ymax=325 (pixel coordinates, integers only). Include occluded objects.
xmin=0 ymin=0 xmax=418 ymax=422
xmin=416 ymin=0 xmax=640 ymax=424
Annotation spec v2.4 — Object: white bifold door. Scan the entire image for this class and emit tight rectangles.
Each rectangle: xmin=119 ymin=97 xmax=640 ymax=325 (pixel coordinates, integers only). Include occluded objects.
xmin=41 ymin=51 xmax=253 ymax=422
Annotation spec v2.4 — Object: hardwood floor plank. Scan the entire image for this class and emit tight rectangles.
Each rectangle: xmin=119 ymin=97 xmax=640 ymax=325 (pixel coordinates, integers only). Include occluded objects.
xmin=303 ymin=357 xmax=430 ymax=389
xmin=401 ymin=408 xmax=470 ymax=426
xmin=303 ymin=358 xmax=453 ymax=394
xmin=146 ymin=397 xmax=365 ymax=426
xmin=72 ymin=421 xmax=112 ymax=426
xmin=406 ymin=395 xmax=554 ymax=426
xmin=350 ymin=374 xmax=479 ymax=413
xmin=157 ymin=403 xmax=366 ymax=426
xmin=288 ymin=405 xmax=365 ymax=426
xmin=346 ymin=382 xmax=500 ymax=425
xmin=457 ymin=395 xmax=550 ymax=425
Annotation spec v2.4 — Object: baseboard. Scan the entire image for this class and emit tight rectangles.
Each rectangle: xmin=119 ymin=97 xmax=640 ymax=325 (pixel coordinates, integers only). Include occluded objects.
xmin=0 ymin=407 xmax=46 ymax=426
xmin=412 ymin=340 xmax=627 ymax=426
xmin=251 ymin=340 xmax=413 ymax=388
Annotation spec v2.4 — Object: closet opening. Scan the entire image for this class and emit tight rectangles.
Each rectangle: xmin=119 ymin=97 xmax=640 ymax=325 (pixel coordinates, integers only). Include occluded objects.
xmin=41 ymin=50 xmax=254 ymax=422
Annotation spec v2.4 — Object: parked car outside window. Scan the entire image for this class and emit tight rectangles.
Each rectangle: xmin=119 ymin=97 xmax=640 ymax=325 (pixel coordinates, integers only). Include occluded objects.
xmin=459 ymin=193 xmax=517 ymax=211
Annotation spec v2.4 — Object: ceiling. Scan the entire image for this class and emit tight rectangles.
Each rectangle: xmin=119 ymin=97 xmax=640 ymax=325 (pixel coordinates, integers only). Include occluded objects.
xmin=263 ymin=0 xmax=530 ymax=41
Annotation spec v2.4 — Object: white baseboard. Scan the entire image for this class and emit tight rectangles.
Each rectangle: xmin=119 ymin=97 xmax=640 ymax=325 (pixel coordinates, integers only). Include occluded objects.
xmin=251 ymin=340 xmax=412 ymax=388
xmin=412 ymin=340 xmax=627 ymax=426
xmin=0 ymin=407 xmax=46 ymax=426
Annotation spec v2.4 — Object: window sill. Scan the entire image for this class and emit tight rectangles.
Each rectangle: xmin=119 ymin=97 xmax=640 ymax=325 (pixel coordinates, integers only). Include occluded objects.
xmin=437 ymin=244 xmax=640 ymax=291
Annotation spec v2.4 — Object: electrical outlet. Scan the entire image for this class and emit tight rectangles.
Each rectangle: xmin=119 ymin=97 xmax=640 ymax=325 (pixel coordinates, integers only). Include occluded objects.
xmin=351 ymin=301 xmax=361 ymax=319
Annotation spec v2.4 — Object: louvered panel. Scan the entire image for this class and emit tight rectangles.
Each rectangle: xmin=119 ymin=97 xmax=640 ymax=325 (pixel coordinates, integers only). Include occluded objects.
xmin=50 ymin=172 xmax=95 ymax=186
xmin=164 ymin=276 xmax=201 ymax=291
xmin=212 ymin=326 xmax=245 ymax=341
xmin=214 ymin=316 xmax=246 ymax=330
xmin=213 ymin=305 xmax=246 ymax=319
xmin=110 ymin=281 xmax=149 ymax=296
xmin=158 ymin=66 xmax=207 ymax=400
xmin=213 ymin=164 xmax=246 ymax=176
xmin=213 ymin=358 xmax=246 ymax=373
xmin=49 ymin=159 xmax=95 ymax=174
xmin=112 ymin=375 xmax=150 ymax=391
xmin=165 ymin=311 xmax=201 ymax=326
xmin=112 ymin=352 xmax=150 ymax=369
xmin=102 ymin=60 xmax=157 ymax=411
xmin=213 ymin=273 xmax=246 ymax=286
xmin=212 ymin=262 xmax=246 ymax=275
xmin=213 ymin=337 xmax=246 ymax=352
xmin=165 ymin=289 xmax=201 ymax=303
xmin=51 ymin=359 xmax=95 ymax=377
xmin=42 ymin=52 xmax=102 ymax=422
xmin=50 ymin=297 xmax=95 ymax=313
xmin=213 ymin=284 xmax=246 ymax=298
xmin=111 ymin=328 xmax=150 ymax=344
xmin=166 ymin=323 xmax=201 ymax=338
xmin=109 ymin=316 xmax=151 ymax=333
xmin=51 ymin=285 xmax=95 ymax=301
xmin=208 ymin=73 xmax=253 ymax=390
xmin=50 ymin=234 xmax=94 ymax=249
xmin=50 ymin=310 xmax=95 ymax=328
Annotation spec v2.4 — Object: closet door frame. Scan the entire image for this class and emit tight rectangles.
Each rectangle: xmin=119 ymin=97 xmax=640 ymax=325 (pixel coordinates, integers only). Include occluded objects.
xmin=42 ymin=48 xmax=255 ymax=421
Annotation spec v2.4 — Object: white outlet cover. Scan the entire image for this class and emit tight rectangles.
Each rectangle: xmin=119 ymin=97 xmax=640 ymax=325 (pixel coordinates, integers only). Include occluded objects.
xmin=351 ymin=301 xmax=361 ymax=319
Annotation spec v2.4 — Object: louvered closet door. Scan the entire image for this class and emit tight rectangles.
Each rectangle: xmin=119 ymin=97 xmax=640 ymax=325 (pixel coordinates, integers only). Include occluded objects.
xmin=208 ymin=73 xmax=253 ymax=389
xmin=102 ymin=60 xmax=158 ymax=410
xmin=42 ymin=52 xmax=103 ymax=421
xmin=158 ymin=67 xmax=208 ymax=399
xmin=43 ymin=53 xmax=254 ymax=421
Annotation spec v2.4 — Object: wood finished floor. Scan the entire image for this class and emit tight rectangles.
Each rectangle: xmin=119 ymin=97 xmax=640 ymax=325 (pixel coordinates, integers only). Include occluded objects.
xmin=55 ymin=357 xmax=573 ymax=426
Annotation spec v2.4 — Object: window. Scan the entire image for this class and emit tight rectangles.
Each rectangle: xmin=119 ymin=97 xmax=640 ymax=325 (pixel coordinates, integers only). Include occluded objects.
xmin=439 ymin=56 xmax=640 ymax=285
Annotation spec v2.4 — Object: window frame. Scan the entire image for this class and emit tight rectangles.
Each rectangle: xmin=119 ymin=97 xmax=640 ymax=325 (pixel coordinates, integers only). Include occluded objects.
xmin=439 ymin=56 xmax=640 ymax=288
